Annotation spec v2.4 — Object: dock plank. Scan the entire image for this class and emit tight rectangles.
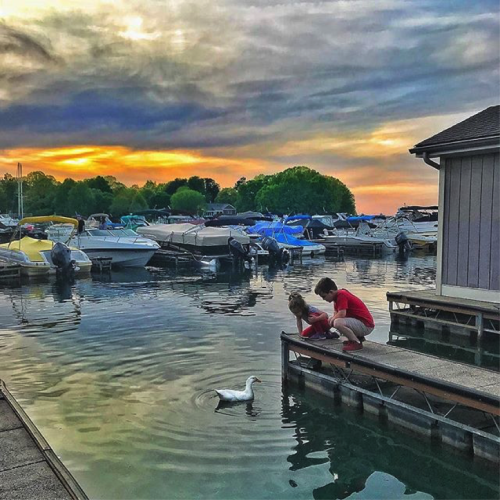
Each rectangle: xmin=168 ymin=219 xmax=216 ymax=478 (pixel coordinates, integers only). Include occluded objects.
xmin=387 ymin=289 xmax=500 ymax=315
xmin=0 ymin=382 xmax=86 ymax=499
xmin=284 ymin=333 xmax=500 ymax=405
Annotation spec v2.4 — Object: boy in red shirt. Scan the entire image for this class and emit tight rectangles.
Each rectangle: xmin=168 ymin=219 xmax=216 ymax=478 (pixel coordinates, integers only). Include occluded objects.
xmin=314 ymin=277 xmax=374 ymax=352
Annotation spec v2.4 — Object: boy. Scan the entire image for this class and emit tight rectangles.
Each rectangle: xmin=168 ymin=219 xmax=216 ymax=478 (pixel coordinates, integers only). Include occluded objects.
xmin=314 ymin=277 xmax=374 ymax=351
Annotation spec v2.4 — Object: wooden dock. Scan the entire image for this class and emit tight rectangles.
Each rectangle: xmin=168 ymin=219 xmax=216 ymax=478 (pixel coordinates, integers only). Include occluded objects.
xmin=313 ymin=239 xmax=384 ymax=256
xmin=387 ymin=289 xmax=500 ymax=340
xmin=281 ymin=332 xmax=500 ymax=462
xmin=0 ymin=381 xmax=87 ymax=499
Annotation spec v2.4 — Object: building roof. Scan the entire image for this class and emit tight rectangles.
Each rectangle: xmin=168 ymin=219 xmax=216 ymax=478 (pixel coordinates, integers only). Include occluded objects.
xmin=410 ymin=105 xmax=500 ymax=157
xmin=205 ymin=203 xmax=235 ymax=210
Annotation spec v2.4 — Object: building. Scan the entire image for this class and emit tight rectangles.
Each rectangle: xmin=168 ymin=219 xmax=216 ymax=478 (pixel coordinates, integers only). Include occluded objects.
xmin=204 ymin=203 xmax=237 ymax=218
xmin=410 ymin=105 xmax=499 ymax=303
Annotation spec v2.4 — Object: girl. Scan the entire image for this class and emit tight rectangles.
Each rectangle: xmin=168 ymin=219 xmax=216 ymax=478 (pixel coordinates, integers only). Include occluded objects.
xmin=288 ymin=292 xmax=337 ymax=339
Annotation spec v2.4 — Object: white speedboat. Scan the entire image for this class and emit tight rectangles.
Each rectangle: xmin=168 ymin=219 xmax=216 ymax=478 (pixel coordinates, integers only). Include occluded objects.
xmin=47 ymin=226 xmax=160 ymax=268
xmin=0 ymin=216 xmax=92 ymax=276
xmin=321 ymin=222 xmax=397 ymax=254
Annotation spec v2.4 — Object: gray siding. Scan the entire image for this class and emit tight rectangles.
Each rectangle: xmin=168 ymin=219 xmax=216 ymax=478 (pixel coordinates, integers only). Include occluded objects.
xmin=442 ymin=153 xmax=499 ymax=291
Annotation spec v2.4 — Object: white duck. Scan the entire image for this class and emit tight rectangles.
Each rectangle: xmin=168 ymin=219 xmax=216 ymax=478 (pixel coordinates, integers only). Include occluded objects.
xmin=215 ymin=376 xmax=262 ymax=402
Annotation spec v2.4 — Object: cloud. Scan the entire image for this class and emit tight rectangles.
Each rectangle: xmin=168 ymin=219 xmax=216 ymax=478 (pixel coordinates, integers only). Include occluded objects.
xmin=0 ymin=0 xmax=497 ymax=213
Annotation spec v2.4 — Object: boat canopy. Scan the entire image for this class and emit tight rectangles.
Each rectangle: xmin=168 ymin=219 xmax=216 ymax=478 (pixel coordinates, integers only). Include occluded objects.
xmin=283 ymin=214 xmax=311 ymax=222
xmin=19 ymin=216 xmax=78 ymax=227
xmin=137 ymin=223 xmax=250 ymax=246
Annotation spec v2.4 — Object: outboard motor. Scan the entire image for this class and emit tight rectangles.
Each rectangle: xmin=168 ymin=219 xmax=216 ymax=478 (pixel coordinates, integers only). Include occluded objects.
xmin=260 ymin=236 xmax=280 ymax=255
xmin=51 ymin=242 xmax=76 ymax=275
xmin=261 ymin=236 xmax=289 ymax=265
xmin=228 ymin=238 xmax=249 ymax=259
xmin=395 ymin=232 xmax=411 ymax=255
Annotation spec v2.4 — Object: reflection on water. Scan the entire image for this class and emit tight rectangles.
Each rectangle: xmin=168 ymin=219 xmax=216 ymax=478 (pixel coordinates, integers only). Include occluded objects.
xmin=283 ymin=387 xmax=499 ymax=500
xmin=0 ymin=254 xmax=498 ymax=499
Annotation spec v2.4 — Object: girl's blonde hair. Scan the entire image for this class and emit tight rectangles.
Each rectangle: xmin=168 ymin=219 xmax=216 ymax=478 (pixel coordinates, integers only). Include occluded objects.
xmin=288 ymin=292 xmax=308 ymax=316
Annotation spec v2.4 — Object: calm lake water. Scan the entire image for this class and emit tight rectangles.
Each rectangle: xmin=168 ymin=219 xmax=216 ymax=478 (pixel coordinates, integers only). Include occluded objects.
xmin=0 ymin=255 xmax=498 ymax=499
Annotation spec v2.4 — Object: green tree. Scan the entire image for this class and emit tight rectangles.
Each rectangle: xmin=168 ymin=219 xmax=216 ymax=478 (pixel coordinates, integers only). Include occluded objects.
xmin=129 ymin=192 xmax=148 ymax=213
xmin=253 ymin=166 xmax=355 ymax=214
xmin=24 ymin=171 xmax=58 ymax=215
xmin=91 ymin=189 xmax=113 ymax=214
xmin=203 ymin=178 xmax=220 ymax=202
xmin=170 ymin=188 xmax=206 ymax=213
xmin=104 ymin=176 xmax=126 ymax=192
xmin=235 ymin=175 xmax=269 ymax=212
xmin=85 ymin=176 xmax=112 ymax=193
xmin=187 ymin=176 xmax=205 ymax=194
xmin=0 ymin=174 xmax=18 ymax=213
xmin=234 ymin=177 xmax=246 ymax=189
xmin=54 ymin=178 xmax=77 ymax=215
xmin=110 ymin=188 xmax=136 ymax=216
xmin=67 ymin=183 xmax=96 ymax=216
xmin=165 ymin=178 xmax=187 ymax=195
xmin=215 ymin=187 xmax=238 ymax=206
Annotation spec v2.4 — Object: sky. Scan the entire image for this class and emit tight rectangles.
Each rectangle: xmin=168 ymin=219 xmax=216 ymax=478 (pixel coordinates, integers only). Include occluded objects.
xmin=0 ymin=0 xmax=498 ymax=214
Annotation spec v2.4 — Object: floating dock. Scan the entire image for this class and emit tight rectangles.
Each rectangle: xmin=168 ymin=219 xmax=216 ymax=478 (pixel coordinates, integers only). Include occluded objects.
xmin=313 ymin=239 xmax=384 ymax=256
xmin=0 ymin=381 xmax=87 ymax=499
xmin=387 ymin=290 xmax=500 ymax=341
xmin=281 ymin=332 xmax=500 ymax=462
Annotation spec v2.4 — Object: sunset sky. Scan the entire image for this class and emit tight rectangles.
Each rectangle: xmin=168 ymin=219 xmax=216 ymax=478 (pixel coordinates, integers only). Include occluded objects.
xmin=0 ymin=0 xmax=498 ymax=213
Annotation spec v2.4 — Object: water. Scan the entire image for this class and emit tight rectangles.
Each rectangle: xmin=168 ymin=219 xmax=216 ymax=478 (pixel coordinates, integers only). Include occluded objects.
xmin=0 ymin=255 xmax=498 ymax=499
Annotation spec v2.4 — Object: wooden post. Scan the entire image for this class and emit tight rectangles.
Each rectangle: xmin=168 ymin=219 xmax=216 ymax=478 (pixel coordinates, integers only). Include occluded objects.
xmin=476 ymin=313 xmax=484 ymax=343
xmin=281 ymin=337 xmax=289 ymax=384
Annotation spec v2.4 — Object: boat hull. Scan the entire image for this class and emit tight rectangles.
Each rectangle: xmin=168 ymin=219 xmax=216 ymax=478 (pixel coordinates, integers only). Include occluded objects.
xmin=82 ymin=248 xmax=156 ymax=267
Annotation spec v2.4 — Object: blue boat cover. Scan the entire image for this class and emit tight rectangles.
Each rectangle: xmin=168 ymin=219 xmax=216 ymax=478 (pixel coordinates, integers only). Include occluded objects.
xmin=247 ymin=221 xmax=303 ymax=236
xmin=273 ymin=233 xmax=319 ymax=247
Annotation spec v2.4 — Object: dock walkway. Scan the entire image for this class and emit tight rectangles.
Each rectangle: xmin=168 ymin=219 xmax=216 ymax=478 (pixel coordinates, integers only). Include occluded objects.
xmin=281 ymin=332 xmax=500 ymax=461
xmin=387 ymin=289 xmax=500 ymax=339
xmin=0 ymin=381 xmax=87 ymax=500
xmin=282 ymin=333 xmax=499 ymax=413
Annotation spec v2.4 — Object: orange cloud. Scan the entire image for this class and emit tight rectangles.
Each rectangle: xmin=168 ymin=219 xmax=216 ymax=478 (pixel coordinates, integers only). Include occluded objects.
xmin=0 ymin=136 xmax=439 ymax=215
xmin=0 ymin=145 xmax=271 ymax=187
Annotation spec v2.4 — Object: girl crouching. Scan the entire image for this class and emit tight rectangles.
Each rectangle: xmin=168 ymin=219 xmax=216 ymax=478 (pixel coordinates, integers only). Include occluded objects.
xmin=288 ymin=292 xmax=337 ymax=339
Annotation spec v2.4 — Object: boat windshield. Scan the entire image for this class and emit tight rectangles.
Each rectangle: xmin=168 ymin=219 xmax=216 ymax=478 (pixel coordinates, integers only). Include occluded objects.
xmin=87 ymin=229 xmax=138 ymax=237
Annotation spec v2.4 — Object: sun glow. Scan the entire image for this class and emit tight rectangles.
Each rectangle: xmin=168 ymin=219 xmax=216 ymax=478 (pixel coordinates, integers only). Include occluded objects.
xmin=0 ymin=145 xmax=270 ymax=189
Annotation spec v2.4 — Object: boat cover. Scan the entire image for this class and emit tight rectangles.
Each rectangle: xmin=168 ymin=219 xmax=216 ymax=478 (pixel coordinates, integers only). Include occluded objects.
xmin=273 ymin=233 xmax=321 ymax=247
xmin=0 ymin=236 xmax=57 ymax=261
xmin=246 ymin=221 xmax=303 ymax=236
xmin=137 ymin=223 xmax=250 ymax=246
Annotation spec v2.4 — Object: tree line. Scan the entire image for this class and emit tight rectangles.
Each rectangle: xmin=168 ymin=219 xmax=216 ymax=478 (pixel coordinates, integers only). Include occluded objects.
xmin=0 ymin=166 xmax=355 ymax=218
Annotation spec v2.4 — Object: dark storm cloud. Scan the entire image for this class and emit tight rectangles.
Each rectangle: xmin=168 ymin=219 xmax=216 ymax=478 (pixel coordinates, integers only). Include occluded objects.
xmin=1 ymin=0 xmax=498 ymax=149
xmin=0 ymin=23 xmax=57 ymax=63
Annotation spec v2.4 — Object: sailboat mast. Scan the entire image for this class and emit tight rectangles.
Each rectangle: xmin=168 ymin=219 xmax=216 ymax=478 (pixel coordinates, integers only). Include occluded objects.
xmin=17 ymin=162 xmax=24 ymax=219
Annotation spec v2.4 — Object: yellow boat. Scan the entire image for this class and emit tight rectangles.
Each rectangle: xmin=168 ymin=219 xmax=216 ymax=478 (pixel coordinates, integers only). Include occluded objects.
xmin=0 ymin=216 xmax=92 ymax=277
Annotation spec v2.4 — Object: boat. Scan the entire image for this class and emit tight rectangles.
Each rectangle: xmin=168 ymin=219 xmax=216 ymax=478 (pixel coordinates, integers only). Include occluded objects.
xmin=46 ymin=225 xmax=160 ymax=268
xmin=86 ymin=213 xmax=123 ymax=229
xmin=247 ymin=220 xmax=326 ymax=257
xmin=0 ymin=216 xmax=92 ymax=276
xmin=320 ymin=222 xmax=398 ymax=254
xmin=136 ymin=223 xmax=251 ymax=256
xmin=271 ymin=232 xmax=326 ymax=257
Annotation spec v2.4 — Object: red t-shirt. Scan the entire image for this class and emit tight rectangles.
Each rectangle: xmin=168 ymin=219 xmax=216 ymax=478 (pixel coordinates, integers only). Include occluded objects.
xmin=334 ymin=289 xmax=374 ymax=328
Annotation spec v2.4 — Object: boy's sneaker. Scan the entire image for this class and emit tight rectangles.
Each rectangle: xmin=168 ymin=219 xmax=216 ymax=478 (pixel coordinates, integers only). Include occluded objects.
xmin=342 ymin=341 xmax=363 ymax=352
xmin=325 ymin=330 xmax=340 ymax=339
xmin=343 ymin=336 xmax=365 ymax=344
